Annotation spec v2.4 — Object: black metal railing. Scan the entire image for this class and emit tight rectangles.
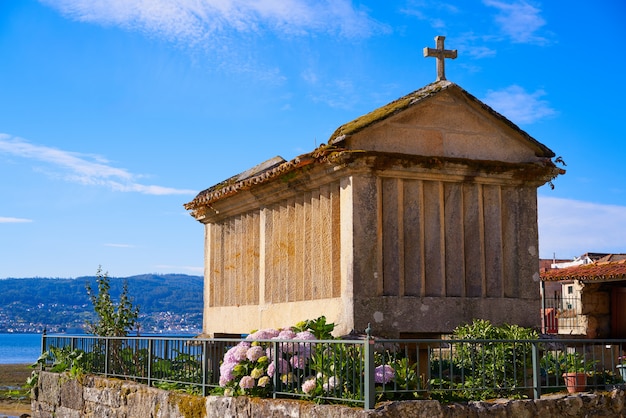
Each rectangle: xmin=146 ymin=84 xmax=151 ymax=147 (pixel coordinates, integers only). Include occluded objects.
xmin=41 ymin=333 xmax=626 ymax=409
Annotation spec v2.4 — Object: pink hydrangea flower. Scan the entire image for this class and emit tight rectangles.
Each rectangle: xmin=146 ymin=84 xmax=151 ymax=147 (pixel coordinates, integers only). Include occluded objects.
xmin=246 ymin=328 xmax=281 ymax=341
xmin=246 ymin=345 xmax=265 ymax=362
xmin=322 ymin=376 xmax=338 ymax=392
xmin=277 ymin=329 xmax=296 ymax=339
xmin=295 ymin=331 xmax=316 ymax=340
xmin=219 ymin=361 xmax=237 ymax=386
xmin=290 ymin=355 xmax=307 ymax=370
xmin=224 ymin=342 xmax=251 ymax=363
xmin=374 ymin=365 xmax=395 ymax=384
xmin=302 ymin=378 xmax=317 ymax=395
xmin=239 ymin=376 xmax=255 ymax=389
xmin=267 ymin=358 xmax=290 ymax=377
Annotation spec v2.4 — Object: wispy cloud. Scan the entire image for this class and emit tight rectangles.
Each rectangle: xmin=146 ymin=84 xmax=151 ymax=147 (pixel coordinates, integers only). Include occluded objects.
xmin=40 ymin=0 xmax=381 ymax=41
xmin=0 ymin=134 xmax=196 ymax=195
xmin=104 ymin=243 xmax=136 ymax=248
xmin=0 ymin=217 xmax=33 ymax=223
xmin=538 ymin=196 xmax=626 ymax=259
xmin=483 ymin=0 xmax=549 ymax=45
xmin=481 ymin=85 xmax=556 ymax=125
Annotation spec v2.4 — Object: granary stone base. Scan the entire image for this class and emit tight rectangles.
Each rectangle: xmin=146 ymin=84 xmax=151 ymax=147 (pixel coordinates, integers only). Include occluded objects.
xmin=32 ymin=372 xmax=626 ymax=417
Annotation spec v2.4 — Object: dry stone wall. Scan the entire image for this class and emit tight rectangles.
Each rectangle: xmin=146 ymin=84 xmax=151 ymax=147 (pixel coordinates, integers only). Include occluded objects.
xmin=31 ymin=372 xmax=626 ymax=417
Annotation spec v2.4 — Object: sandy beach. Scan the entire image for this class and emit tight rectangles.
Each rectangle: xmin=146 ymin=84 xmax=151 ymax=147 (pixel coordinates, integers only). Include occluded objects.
xmin=0 ymin=364 xmax=32 ymax=417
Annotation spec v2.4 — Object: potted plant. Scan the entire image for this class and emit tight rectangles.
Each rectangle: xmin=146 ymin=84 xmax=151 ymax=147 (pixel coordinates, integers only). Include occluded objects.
xmin=561 ymin=352 xmax=594 ymax=393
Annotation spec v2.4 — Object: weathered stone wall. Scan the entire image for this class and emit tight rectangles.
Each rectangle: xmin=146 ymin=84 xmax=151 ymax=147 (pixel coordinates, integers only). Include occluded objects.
xmin=32 ymin=372 xmax=626 ymax=418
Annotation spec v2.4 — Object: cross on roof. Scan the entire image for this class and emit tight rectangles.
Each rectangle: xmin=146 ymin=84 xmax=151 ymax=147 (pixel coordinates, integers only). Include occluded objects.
xmin=423 ymin=36 xmax=457 ymax=81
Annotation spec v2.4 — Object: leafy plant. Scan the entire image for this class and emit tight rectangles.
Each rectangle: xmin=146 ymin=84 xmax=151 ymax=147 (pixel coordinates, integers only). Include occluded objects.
xmin=26 ymin=346 xmax=87 ymax=388
xmin=450 ymin=319 xmax=538 ymax=400
xmin=85 ymin=266 xmax=139 ymax=337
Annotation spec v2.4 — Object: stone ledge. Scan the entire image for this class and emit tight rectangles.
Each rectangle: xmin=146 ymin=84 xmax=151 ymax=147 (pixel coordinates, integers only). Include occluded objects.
xmin=31 ymin=372 xmax=626 ymax=418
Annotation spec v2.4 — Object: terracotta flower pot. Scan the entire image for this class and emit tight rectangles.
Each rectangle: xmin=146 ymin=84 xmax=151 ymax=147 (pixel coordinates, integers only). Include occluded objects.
xmin=562 ymin=372 xmax=587 ymax=393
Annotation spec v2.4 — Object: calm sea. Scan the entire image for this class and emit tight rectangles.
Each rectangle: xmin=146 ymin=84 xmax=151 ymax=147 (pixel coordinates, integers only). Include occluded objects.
xmin=0 ymin=333 xmax=42 ymax=364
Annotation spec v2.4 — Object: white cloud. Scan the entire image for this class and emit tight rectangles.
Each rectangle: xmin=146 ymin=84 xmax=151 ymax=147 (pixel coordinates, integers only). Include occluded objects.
xmin=0 ymin=217 xmax=33 ymax=223
xmin=538 ymin=196 xmax=626 ymax=259
xmin=483 ymin=0 xmax=548 ymax=45
xmin=104 ymin=243 xmax=135 ymax=248
xmin=0 ymin=134 xmax=196 ymax=196
xmin=40 ymin=0 xmax=381 ymax=41
xmin=481 ymin=85 xmax=556 ymax=125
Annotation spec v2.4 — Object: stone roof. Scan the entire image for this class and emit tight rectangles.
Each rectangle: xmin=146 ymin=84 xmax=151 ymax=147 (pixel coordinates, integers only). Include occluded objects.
xmin=541 ymin=259 xmax=626 ymax=282
xmin=328 ymin=80 xmax=555 ymax=159
xmin=185 ymin=80 xmax=559 ymax=214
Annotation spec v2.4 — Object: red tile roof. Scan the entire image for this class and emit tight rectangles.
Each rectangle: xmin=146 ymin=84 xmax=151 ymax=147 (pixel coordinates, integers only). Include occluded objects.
xmin=540 ymin=259 xmax=626 ymax=282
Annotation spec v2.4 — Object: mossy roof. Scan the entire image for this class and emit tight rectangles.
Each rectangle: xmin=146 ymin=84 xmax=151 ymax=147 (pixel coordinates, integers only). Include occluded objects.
xmin=328 ymin=80 xmax=555 ymax=158
xmin=185 ymin=80 xmax=558 ymax=212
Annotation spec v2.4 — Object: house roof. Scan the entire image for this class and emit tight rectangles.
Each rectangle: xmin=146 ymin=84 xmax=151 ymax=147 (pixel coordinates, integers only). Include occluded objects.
xmin=540 ymin=259 xmax=626 ymax=282
xmin=328 ymin=80 xmax=555 ymax=159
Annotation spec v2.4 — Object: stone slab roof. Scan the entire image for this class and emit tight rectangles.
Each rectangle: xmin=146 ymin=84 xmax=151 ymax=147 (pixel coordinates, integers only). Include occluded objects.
xmin=541 ymin=259 xmax=626 ymax=282
xmin=328 ymin=80 xmax=555 ymax=159
xmin=185 ymin=80 xmax=560 ymax=214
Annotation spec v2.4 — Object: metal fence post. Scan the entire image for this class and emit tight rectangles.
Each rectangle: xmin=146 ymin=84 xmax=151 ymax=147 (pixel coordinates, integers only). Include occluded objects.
xmin=272 ymin=340 xmax=280 ymax=399
xmin=147 ymin=338 xmax=153 ymax=388
xmin=104 ymin=337 xmax=109 ymax=377
xmin=41 ymin=329 xmax=47 ymax=358
xmin=364 ymin=324 xmax=375 ymax=410
xmin=531 ymin=341 xmax=541 ymax=400
xmin=202 ymin=340 xmax=209 ymax=396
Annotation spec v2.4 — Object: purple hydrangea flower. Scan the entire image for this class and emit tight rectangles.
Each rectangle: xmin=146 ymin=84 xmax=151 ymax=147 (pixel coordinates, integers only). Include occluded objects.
xmin=374 ymin=365 xmax=395 ymax=384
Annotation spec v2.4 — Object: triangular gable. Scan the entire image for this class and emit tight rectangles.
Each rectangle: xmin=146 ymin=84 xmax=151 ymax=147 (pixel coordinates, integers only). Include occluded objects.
xmin=329 ymin=80 xmax=555 ymax=163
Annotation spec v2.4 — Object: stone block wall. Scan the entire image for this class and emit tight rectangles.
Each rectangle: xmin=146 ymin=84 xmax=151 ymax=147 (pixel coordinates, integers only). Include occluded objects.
xmin=31 ymin=372 xmax=626 ymax=418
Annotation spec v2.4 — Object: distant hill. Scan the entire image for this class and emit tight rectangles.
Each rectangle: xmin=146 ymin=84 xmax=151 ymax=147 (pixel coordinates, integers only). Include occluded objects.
xmin=0 ymin=274 xmax=203 ymax=334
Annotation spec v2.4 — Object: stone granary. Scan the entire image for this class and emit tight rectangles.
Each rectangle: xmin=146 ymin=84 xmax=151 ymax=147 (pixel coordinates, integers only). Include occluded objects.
xmin=185 ymin=79 xmax=562 ymax=338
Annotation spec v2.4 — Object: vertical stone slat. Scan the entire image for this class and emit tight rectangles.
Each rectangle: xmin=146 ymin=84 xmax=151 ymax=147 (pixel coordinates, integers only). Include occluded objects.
xmin=234 ymin=216 xmax=243 ymax=305
xmin=331 ymin=182 xmax=342 ymax=298
xmin=264 ymin=204 xmax=275 ymax=303
xmin=286 ymin=199 xmax=296 ymax=302
xmin=501 ymin=187 xmax=520 ymax=298
xmin=279 ymin=201 xmax=289 ymax=303
xmin=444 ymin=182 xmax=464 ymax=297
xmin=483 ymin=184 xmax=504 ymax=298
xmin=320 ymin=184 xmax=332 ymax=299
xmin=423 ymin=180 xmax=445 ymax=297
xmin=382 ymin=177 xmax=400 ymax=296
xmin=376 ymin=177 xmax=384 ymax=296
xmin=259 ymin=209 xmax=266 ymax=305
xmin=295 ymin=195 xmax=305 ymax=301
xmin=403 ymin=179 xmax=424 ymax=297
xmin=463 ymin=183 xmax=484 ymax=297
xmin=303 ymin=191 xmax=313 ymax=301
xmin=311 ymin=189 xmax=321 ymax=300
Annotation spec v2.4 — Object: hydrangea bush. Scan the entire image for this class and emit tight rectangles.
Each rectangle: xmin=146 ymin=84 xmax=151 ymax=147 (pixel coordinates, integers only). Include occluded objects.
xmin=217 ymin=316 xmax=401 ymax=401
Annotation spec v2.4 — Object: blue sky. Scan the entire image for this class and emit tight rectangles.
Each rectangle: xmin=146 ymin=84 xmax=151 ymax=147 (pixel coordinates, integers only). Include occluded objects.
xmin=1 ymin=0 xmax=625 ymax=278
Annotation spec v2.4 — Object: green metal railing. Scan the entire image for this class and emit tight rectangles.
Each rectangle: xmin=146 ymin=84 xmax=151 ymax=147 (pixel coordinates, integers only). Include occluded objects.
xmin=41 ymin=332 xmax=626 ymax=410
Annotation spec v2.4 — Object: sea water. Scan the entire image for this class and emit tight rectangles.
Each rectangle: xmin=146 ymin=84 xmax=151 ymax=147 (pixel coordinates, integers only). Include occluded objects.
xmin=0 ymin=333 xmax=42 ymax=364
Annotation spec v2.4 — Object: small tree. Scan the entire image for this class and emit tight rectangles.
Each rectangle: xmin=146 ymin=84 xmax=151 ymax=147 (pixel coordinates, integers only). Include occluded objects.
xmin=85 ymin=266 xmax=139 ymax=337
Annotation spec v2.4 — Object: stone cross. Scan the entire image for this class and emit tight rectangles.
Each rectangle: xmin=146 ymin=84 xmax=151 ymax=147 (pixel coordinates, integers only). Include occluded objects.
xmin=423 ymin=36 xmax=457 ymax=81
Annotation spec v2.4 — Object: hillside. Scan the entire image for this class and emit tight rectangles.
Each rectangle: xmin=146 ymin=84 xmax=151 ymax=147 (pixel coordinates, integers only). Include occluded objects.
xmin=0 ymin=274 xmax=203 ymax=334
